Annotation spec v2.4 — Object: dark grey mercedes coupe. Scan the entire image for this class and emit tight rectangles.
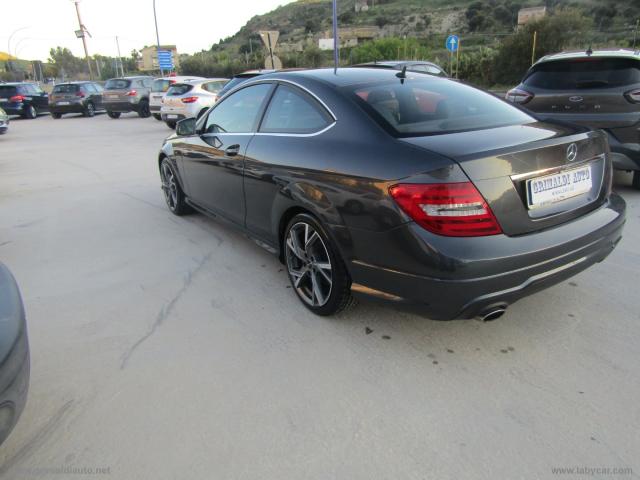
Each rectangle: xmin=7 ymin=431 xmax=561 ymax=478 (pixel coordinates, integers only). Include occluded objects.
xmin=157 ymin=68 xmax=625 ymax=320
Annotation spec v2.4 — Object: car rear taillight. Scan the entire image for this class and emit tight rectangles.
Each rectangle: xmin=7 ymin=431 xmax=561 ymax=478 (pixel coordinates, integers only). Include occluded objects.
xmin=9 ymin=95 xmax=25 ymax=103
xmin=76 ymin=91 xmax=85 ymax=98
xmin=389 ymin=182 xmax=502 ymax=237
xmin=125 ymin=90 xmax=137 ymax=96
xmin=181 ymin=96 xmax=198 ymax=104
xmin=624 ymin=88 xmax=640 ymax=104
xmin=505 ymin=88 xmax=534 ymax=104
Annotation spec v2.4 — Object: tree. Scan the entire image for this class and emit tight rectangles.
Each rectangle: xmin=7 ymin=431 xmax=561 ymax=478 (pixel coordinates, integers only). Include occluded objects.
xmin=48 ymin=47 xmax=85 ymax=77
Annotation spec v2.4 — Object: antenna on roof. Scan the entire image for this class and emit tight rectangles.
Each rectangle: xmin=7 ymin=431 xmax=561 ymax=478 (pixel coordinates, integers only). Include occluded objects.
xmin=396 ymin=65 xmax=407 ymax=84
xmin=586 ymin=45 xmax=593 ymax=56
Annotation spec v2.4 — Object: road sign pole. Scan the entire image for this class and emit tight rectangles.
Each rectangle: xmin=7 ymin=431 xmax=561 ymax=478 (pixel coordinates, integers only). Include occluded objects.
xmin=456 ymin=38 xmax=460 ymax=79
xmin=332 ymin=0 xmax=339 ymax=70
xmin=153 ymin=0 xmax=164 ymax=76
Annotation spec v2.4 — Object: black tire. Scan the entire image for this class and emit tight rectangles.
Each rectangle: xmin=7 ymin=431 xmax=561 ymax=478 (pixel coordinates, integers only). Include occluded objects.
xmin=51 ymin=112 xmax=62 ymax=119
xmin=23 ymin=105 xmax=37 ymax=119
xmin=83 ymin=102 xmax=95 ymax=117
xmin=160 ymin=158 xmax=192 ymax=216
xmin=633 ymin=171 xmax=640 ymax=190
xmin=107 ymin=111 xmax=121 ymax=119
xmin=138 ymin=100 xmax=151 ymax=118
xmin=166 ymin=121 xmax=176 ymax=130
xmin=284 ymin=213 xmax=355 ymax=316
xmin=153 ymin=114 xmax=162 ymax=121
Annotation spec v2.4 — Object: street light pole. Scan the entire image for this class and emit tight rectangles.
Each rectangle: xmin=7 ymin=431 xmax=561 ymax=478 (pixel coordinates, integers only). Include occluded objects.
xmin=116 ymin=36 xmax=124 ymax=76
xmin=153 ymin=0 xmax=164 ymax=76
xmin=72 ymin=0 xmax=94 ymax=80
xmin=8 ymin=26 xmax=29 ymax=58
xmin=332 ymin=0 xmax=339 ymax=70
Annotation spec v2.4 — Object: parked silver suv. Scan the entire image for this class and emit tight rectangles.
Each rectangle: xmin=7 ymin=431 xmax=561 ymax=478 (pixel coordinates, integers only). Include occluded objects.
xmin=160 ymin=78 xmax=228 ymax=128
xmin=150 ymin=76 xmax=204 ymax=120
xmin=103 ymin=76 xmax=154 ymax=119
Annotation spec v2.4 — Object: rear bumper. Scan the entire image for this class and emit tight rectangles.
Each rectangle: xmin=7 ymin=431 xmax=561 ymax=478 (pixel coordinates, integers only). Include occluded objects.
xmin=340 ymin=194 xmax=626 ymax=320
xmin=0 ymin=263 xmax=30 ymax=445
xmin=0 ymin=104 xmax=25 ymax=116
xmin=50 ymin=103 xmax=85 ymax=114
xmin=161 ymin=113 xmax=186 ymax=123
xmin=150 ymin=105 xmax=161 ymax=112
xmin=104 ymin=101 xmax=139 ymax=113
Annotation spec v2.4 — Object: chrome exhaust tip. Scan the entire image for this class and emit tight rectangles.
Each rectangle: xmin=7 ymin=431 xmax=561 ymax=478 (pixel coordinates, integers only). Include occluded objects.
xmin=478 ymin=307 xmax=507 ymax=322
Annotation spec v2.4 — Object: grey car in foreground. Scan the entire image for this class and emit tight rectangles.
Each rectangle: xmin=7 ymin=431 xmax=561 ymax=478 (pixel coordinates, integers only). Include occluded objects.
xmin=506 ymin=49 xmax=640 ymax=188
xmin=0 ymin=263 xmax=29 ymax=445
xmin=158 ymin=68 xmax=625 ymax=319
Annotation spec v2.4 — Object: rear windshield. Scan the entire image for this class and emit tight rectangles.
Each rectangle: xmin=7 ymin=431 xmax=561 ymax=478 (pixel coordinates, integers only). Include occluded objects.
xmin=348 ymin=78 xmax=534 ymax=137
xmin=218 ymin=76 xmax=257 ymax=96
xmin=0 ymin=86 xmax=18 ymax=97
xmin=53 ymin=84 xmax=80 ymax=93
xmin=524 ymin=58 xmax=640 ymax=89
xmin=202 ymin=80 xmax=228 ymax=93
xmin=166 ymin=84 xmax=193 ymax=96
xmin=105 ymin=79 xmax=131 ymax=90
xmin=152 ymin=79 xmax=172 ymax=93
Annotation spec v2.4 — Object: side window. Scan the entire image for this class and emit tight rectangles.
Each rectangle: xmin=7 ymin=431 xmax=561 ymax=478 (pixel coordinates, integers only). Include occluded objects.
xmin=204 ymin=83 xmax=272 ymax=134
xmin=260 ymin=84 xmax=332 ymax=134
xmin=143 ymin=79 xmax=153 ymax=88
xmin=83 ymin=84 xmax=93 ymax=94
xmin=94 ymin=83 xmax=104 ymax=92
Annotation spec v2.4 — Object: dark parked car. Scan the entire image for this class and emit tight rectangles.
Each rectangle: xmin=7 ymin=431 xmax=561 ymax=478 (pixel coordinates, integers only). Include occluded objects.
xmin=103 ymin=76 xmax=153 ymax=118
xmin=215 ymin=70 xmax=276 ymax=99
xmin=49 ymin=81 xmax=104 ymax=118
xmin=158 ymin=68 xmax=625 ymax=319
xmin=506 ymin=49 xmax=640 ymax=188
xmin=0 ymin=263 xmax=30 ymax=445
xmin=0 ymin=107 xmax=8 ymax=134
xmin=352 ymin=60 xmax=447 ymax=77
xmin=0 ymin=82 xmax=49 ymax=119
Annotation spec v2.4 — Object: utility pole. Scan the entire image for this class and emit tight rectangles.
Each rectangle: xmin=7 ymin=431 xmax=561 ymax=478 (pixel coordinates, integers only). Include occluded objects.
xmin=332 ymin=0 xmax=339 ymax=70
xmin=72 ymin=1 xmax=93 ymax=80
xmin=116 ymin=36 xmax=124 ymax=76
xmin=153 ymin=0 xmax=164 ymax=76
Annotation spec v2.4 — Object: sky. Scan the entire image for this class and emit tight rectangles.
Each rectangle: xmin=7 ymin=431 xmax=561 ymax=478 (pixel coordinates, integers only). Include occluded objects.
xmin=1 ymin=0 xmax=297 ymax=61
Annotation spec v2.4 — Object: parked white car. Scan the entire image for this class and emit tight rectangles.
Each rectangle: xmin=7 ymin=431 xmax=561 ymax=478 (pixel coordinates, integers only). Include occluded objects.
xmin=160 ymin=78 xmax=228 ymax=128
xmin=150 ymin=76 xmax=204 ymax=120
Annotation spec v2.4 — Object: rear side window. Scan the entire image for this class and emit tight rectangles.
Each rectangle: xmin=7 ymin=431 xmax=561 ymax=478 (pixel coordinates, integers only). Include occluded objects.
xmin=217 ymin=76 xmax=257 ymax=97
xmin=167 ymin=84 xmax=193 ymax=96
xmin=202 ymin=81 xmax=227 ymax=93
xmin=260 ymin=85 xmax=332 ymax=134
xmin=349 ymin=78 xmax=534 ymax=137
xmin=0 ymin=86 xmax=17 ymax=98
xmin=53 ymin=84 xmax=80 ymax=94
xmin=152 ymin=79 xmax=172 ymax=92
xmin=524 ymin=58 xmax=640 ymax=89
xmin=105 ymin=79 xmax=131 ymax=90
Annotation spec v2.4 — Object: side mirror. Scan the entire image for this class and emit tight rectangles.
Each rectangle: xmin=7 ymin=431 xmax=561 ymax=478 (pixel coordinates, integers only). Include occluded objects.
xmin=176 ymin=117 xmax=197 ymax=136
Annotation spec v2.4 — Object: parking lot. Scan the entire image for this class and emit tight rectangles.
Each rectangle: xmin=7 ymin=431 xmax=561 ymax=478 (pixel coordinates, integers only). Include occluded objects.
xmin=0 ymin=113 xmax=638 ymax=478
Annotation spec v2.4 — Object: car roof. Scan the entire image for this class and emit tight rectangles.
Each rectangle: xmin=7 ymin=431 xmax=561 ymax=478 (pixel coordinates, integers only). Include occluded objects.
xmin=354 ymin=60 xmax=441 ymax=68
xmin=153 ymin=76 xmax=205 ymax=81
xmin=536 ymin=48 xmax=640 ymax=64
xmin=259 ymin=67 xmax=432 ymax=87
xmin=0 ymin=82 xmax=38 ymax=86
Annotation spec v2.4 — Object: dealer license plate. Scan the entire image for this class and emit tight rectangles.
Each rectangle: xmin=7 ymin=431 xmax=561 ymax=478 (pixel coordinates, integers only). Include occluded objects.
xmin=527 ymin=165 xmax=592 ymax=209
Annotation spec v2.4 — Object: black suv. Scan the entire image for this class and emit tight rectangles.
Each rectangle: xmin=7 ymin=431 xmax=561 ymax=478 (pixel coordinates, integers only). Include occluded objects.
xmin=49 ymin=81 xmax=104 ymax=118
xmin=102 ymin=76 xmax=154 ymax=118
xmin=506 ymin=49 xmax=640 ymax=188
xmin=0 ymin=82 xmax=49 ymax=119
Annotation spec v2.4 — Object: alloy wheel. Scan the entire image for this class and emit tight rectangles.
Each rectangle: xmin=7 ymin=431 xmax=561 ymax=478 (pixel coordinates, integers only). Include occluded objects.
xmin=285 ymin=222 xmax=333 ymax=307
xmin=161 ymin=163 xmax=178 ymax=211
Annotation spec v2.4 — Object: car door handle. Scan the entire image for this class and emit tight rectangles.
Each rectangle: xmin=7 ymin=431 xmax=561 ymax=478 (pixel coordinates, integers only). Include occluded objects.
xmin=225 ymin=144 xmax=240 ymax=157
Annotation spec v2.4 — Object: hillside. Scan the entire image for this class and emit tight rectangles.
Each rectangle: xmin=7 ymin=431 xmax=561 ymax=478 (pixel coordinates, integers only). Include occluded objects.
xmin=212 ymin=0 xmax=636 ymax=55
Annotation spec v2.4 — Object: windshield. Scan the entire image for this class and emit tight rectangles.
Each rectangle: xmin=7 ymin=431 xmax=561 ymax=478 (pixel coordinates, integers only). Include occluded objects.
xmin=524 ymin=58 xmax=640 ymax=90
xmin=53 ymin=84 xmax=80 ymax=93
xmin=105 ymin=79 xmax=131 ymax=90
xmin=348 ymin=77 xmax=534 ymax=136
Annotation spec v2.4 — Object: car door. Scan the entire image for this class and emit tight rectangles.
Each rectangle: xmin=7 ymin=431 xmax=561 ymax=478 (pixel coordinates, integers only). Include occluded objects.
xmin=179 ymin=82 xmax=274 ymax=225
xmin=243 ymin=83 xmax=335 ymax=241
xmin=29 ymin=84 xmax=49 ymax=111
xmin=87 ymin=83 xmax=102 ymax=109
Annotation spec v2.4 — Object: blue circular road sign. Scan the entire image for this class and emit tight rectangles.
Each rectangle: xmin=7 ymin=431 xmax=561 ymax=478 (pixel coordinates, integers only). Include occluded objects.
xmin=446 ymin=35 xmax=459 ymax=52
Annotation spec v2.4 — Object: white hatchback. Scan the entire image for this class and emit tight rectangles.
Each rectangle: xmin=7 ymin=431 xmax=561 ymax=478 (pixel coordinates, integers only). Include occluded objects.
xmin=150 ymin=76 xmax=204 ymax=120
xmin=160 ymin=78 xmax=228 ymax=128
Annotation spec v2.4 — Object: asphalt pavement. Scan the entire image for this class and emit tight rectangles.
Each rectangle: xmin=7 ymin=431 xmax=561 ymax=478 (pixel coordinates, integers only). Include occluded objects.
xmin=0 ymin=112 xmax=638 ymax=479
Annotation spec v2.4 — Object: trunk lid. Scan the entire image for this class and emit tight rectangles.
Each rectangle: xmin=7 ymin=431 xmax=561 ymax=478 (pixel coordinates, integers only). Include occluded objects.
xmin=104 ymin=79 xmax=133 ymax=102
xmin=401 ymin=121 xmax=612 ymax=236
